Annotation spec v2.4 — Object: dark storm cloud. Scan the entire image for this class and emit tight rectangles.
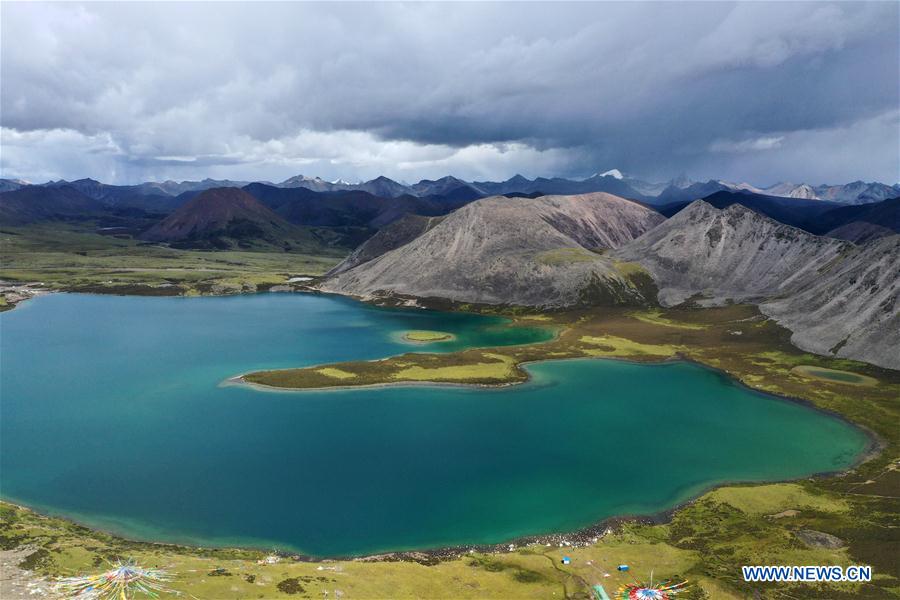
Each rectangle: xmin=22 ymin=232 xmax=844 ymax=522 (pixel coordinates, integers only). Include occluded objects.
xmin=1 ymin=2 xmax=897 ymax=185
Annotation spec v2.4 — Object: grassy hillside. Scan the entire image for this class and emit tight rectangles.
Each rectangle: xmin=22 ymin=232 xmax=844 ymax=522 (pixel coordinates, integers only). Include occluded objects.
xmin=0 ymin=222 xmax=344 ymax=306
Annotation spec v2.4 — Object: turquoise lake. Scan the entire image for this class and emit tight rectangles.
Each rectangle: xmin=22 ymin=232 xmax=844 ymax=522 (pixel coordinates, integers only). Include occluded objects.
xmin=0 ymin=293 xmax=868 ymax=557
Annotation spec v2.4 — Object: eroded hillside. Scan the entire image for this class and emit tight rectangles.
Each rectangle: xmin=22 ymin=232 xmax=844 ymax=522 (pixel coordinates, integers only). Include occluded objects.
xmin=321 ymin=193 xmax=665 ymax=307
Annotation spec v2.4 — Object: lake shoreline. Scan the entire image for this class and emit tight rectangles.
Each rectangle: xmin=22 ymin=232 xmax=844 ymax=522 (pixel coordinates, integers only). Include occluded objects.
xmin=215 ymin=352 xmax=882 ymax=560
xmin=8 ymin=354 xmax=880 ymax=563
xmin=1 ymin=291 xmax=889 ymax=570
xmin=0 ymin=432 xmax=878 ymax=564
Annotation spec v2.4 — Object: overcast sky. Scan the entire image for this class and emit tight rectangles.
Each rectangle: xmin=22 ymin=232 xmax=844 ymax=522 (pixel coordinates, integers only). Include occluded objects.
xmin=2 ymin=2 xmax=898 ymax=186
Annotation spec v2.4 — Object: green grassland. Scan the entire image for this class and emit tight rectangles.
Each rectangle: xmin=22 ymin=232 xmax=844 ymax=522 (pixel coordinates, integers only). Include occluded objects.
xmin=0 ymin=223 xmax=343 ymax=303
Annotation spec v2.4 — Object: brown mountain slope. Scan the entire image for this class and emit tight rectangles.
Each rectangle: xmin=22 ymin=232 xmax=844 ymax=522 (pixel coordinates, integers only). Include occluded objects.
xmin=327 ymin=213 xmax=443 ymax=276
xmin=321 ymin=193 xmax=665 ymax=307
xmin=140 ymin=187 xmax=324 ymax=251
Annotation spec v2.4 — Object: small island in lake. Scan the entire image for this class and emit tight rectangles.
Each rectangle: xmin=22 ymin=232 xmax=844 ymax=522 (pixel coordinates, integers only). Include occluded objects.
xmin=402 ymin=330 xmax=455 ymax=343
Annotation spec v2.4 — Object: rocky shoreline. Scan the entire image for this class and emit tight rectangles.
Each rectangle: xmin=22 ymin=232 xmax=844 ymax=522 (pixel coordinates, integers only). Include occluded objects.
xmin=0 ymin=281 xmax=51 ymax=311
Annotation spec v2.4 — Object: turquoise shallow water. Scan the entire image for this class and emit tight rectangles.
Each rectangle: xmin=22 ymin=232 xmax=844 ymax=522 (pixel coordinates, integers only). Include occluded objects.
xmin=0 ymin=293 xmax=868 ymax=557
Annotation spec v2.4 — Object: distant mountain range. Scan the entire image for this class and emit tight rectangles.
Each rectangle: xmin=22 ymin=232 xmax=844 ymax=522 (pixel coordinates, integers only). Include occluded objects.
xmin=140 ymin=187 xmax=328 ymax=252
xmin=242 ymin=183 xmax=471 ymax=229
xmin=660 ymin=192 xmax=900 ymax=243
xmin=272 ymin=170 xmax=899 ymax=206
xmin=0 ymin=185 xmax=108 ymax=224
xmin=2 ymin=171 xmax=897 ymax=206
xmin=2 ymin=176 xmax=898 ymax=250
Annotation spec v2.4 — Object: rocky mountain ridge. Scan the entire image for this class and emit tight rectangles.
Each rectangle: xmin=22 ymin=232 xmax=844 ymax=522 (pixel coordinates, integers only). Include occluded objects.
xmin=763 ymin=235 xmax=898 ymax=369
xmin=321 ymin=193 xmax=665 ymax=307
xmin=321 ymin=195 xmax=899 ymax=369
xmin=5 ymin=172 xmax=896 ymax=205
xmin=615 ymin=201 xmax=853 ymax=306
xmin=615 ymin=201 xmax=898 ymax=369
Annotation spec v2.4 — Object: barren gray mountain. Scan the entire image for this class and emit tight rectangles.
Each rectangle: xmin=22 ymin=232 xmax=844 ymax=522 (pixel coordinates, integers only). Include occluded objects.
xmin=763 ymin=235 xmax=899 ymax=369
xmin=616 ymin=201 xmax=900 ymax=369
xmin=321 ymin=193 xmax=664 ymax=307
xmin=614 ymin=201 xmax=852 ymax=306
xmin=814 ymin=181 xmax=900 ymax=205
xmin=758 ymin=181 xmax=899 ymax=204
xmin=763 ymin=182 xmax=818 ymax=199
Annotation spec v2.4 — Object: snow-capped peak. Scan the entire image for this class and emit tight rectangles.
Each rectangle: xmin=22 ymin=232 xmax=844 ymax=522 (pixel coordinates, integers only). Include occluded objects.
xmin=597 ymin=168 xmax=624 ymax=179
xmin=718 ymin=181 xmax=765 ymax=194
xmin=331 ymin=178 xmax=352 ymax=185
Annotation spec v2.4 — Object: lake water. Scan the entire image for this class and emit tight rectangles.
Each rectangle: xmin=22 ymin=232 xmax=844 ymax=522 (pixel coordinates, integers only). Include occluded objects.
xmin=0 ymin=293 xmax=868 ymax=557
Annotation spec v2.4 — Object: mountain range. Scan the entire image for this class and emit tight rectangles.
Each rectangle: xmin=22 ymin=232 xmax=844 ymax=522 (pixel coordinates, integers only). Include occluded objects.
xmin=275 ymin=172 xmax=899 ymax=206
xmin=7 ymin=176 xmax=896 ymax=247
xmin=3 ymin=176 xmax=898 ymax=251
xmin=2 ymin=171 xmax=897 ymax=207
xmin=322 ymin=193 xmax=899 ymax=370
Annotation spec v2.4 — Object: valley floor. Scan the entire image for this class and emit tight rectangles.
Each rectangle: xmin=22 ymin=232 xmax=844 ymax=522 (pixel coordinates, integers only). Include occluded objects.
xmin=0 ymin=223 xmax=343 ymax=311
xmin=1 ymin=226 xmax=898 ymax=598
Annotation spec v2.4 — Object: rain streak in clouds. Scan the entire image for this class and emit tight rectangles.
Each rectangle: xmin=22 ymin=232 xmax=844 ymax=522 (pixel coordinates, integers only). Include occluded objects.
xmin=1 ymin=2 xmax=898 ymax=185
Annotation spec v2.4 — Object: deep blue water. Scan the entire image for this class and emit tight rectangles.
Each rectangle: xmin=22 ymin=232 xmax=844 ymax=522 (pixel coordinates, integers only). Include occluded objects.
xmin=0 ymin=293 xmax=868 ymax=556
